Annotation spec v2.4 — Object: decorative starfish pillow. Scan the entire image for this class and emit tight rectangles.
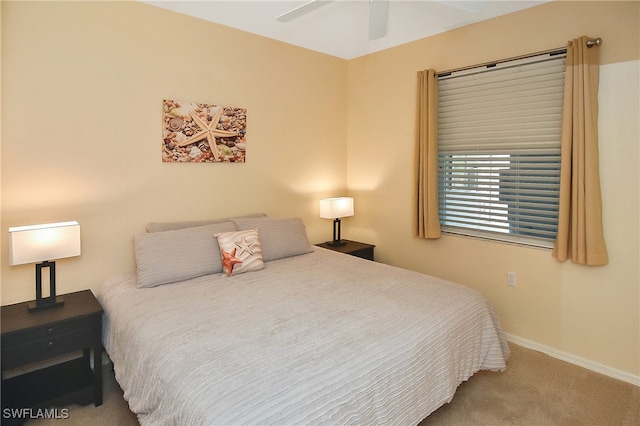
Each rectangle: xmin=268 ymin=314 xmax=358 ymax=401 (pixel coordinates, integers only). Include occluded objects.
xmin=214 ymin=229 xmax=264 ymax=276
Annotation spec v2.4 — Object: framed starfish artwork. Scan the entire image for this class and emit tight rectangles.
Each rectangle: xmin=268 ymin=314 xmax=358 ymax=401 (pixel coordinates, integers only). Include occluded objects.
xmin=162 ymin=99 xmax=247 ymax=163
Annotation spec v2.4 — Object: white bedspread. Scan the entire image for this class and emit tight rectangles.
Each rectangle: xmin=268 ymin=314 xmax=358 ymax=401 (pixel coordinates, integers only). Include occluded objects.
xmin=98 ymin=247 xmax=509 ymax=425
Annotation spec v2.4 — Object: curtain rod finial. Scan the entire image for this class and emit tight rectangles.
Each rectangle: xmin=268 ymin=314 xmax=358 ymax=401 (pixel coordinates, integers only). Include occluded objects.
xmin=587 ymin=37 xmax=602 ymax=48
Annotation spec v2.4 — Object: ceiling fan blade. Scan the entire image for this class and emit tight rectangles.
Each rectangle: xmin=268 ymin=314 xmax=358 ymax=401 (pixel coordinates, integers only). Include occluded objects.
xmin=438 ymin=0 xmax=487 ymax=13
xmin=277 ymin=0 xmax=332 ymax=23
xmin=368 ymin=0 xmax=389 ymax=40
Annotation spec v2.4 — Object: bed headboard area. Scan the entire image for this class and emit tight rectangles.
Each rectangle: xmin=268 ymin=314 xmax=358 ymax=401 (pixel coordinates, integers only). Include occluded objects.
xmin=134 ymin=214 xmax=313 ymax=288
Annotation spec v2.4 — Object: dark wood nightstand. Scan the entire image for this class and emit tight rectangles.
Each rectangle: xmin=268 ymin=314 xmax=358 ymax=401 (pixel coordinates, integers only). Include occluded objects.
xmin=1 ymin=290 xmax=103 ymax=417
xmin=316 ymin=239 xmax=375 ymax=261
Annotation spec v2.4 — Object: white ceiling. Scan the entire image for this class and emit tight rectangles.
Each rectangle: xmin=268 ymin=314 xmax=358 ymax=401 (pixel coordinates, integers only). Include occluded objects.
xmin=142 ymin=1 xmax=548 ymax=60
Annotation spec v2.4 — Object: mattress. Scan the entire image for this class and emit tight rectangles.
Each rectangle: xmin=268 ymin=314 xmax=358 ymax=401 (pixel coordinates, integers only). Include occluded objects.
xmin=98 ymin=247 xmax=509 ymax=425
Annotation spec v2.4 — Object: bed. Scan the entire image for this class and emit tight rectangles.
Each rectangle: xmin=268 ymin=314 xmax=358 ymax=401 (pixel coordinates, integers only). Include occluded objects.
xmin=97 ymin=215 xmax=510 ymax=425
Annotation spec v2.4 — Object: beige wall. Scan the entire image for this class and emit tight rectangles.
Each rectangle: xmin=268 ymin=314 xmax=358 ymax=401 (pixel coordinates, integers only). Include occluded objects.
xmin=347 ymin=1 xmax=639 ymax=379
xmin=2 ymin=1 xmax=639 ymax=382
xmin=1 ymin=1 xmax=348 ymax=302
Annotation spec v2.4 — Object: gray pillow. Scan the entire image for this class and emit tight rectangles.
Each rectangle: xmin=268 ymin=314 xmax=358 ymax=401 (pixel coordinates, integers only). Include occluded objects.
xmin=232 ymin=217 xmax=312 ymax=262
xmin=145 ymin=213 xmax=266 ymax=233
xmin=134 ymin=221 xmax=236 ymax=288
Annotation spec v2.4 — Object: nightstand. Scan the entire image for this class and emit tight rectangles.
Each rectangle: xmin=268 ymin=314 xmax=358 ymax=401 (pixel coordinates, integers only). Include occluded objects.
xmin=1 ymin=290 xmax=103 ymax=416
xmin=316 ymin=239 xmax=375 ymax=261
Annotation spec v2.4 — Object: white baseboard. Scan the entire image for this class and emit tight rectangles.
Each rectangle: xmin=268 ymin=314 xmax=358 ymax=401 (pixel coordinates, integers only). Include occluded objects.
xmin=505 ymin=333 xmax=640 ymax=387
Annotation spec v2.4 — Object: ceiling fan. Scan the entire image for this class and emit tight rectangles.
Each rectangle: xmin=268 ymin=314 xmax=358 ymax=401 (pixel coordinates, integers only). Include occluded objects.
xmin=277 ymin=0 xmax=390 ymax=40
xmin=276 ymin=0 xmax=488 ymax=41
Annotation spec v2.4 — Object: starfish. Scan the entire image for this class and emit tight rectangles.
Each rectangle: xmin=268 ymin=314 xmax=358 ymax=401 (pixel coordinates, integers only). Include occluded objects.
xmin=235 ymin=237 xmax=257 ymax=256
xmin=221 ymin=248 xmax=243 ymax=276
xmin=178 ymin=107 xmax=237 ymax=160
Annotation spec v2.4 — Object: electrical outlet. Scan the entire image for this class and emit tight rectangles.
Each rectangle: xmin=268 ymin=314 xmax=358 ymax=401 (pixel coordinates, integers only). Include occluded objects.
xmin=507 ymin=272 xmax=517 ymax=287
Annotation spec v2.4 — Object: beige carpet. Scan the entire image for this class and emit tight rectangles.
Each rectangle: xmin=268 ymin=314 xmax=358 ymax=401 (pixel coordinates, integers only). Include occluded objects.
xmin=26 ymin=344 xmax=639 ymax=425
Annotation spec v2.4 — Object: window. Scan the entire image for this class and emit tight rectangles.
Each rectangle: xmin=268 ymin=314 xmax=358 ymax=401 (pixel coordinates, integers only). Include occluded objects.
xmin=437 ymin=52 xmax=566 ymax=248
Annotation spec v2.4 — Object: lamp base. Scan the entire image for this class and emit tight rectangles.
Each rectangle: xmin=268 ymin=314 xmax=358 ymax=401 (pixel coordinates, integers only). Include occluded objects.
xmin=326 ymin=218 xmax=347 ymax=247
xmin=29 ymin=260 xmax=64 ymax=312
xmin=28 ymin=296 xmax=65 ymax=312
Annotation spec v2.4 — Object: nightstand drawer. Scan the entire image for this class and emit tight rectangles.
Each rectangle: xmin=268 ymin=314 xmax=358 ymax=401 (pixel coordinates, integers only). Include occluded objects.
xmin=2 ymin=327 xmax=96 ymax=369
xmin=2 ymin=317 xmax=94 ymax=349
xmin=349 ymin=246 xmax=374 ymax=260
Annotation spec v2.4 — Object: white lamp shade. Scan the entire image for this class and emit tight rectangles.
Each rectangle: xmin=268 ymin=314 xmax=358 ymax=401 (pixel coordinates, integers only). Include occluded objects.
xmin=8 ymin=221 xmax=81 ymax=265
xmin=319 ymin=197 xmax=354 ymax=219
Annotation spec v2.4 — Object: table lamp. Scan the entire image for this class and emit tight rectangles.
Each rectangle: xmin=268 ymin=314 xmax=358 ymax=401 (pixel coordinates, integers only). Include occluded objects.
xmin=319 ymin=197 xmax=354 ymax=246
xmin=8 ymin=221 xmax=81 ymax=312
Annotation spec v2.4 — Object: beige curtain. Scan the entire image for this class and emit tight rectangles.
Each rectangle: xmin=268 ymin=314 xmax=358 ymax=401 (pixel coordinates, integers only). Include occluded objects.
xmin=414 ymin=69 xmax=441 ymax=239
xmin=552 ymin=37 xmax=608 ymax=265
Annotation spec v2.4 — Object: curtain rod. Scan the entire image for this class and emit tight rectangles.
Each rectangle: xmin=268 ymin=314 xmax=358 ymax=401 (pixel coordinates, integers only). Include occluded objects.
xmin=437 ymin=37 xmax=603 ymax=77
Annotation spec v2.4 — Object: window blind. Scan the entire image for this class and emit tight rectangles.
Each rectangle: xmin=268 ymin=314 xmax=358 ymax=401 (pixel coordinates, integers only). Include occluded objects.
xmin=437 ymin=52 xmax=566 ymax=247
